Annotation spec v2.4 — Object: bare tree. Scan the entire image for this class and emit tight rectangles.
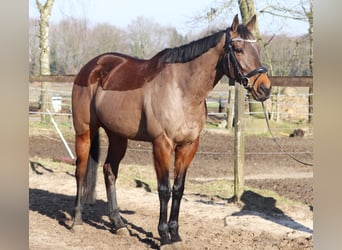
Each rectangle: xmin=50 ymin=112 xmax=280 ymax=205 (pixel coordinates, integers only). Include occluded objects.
xmin=190 ymin=1 xmax=312 ymax=122
xmin=35 ymin=0 xmax=54 ymax=123
xmin=304 ymin=0 xmax=313 ymax=123
xmin=260 ymin=0 xmax=313 ymax=123
xmin=188 ymin=0 xmax=236 ymax=32
xmin=29 ymin=19 xmax=40 ymax=75
xmin=165 ymin=27 xmax=187 ymax=48
xmin=50 ymin=18 xmax=90 ymax=74
xmin=205 ymin=1 xmax=312 ymax=122
xmin=32 ymin=15 xmax=188 ymax=78
xmin=89 ymin=24 xmax=129 ymax=55
xmin=238 ymin=0 xmax=267 ymax=118
xmin=127 ymin=17 xmax=170 ymax=58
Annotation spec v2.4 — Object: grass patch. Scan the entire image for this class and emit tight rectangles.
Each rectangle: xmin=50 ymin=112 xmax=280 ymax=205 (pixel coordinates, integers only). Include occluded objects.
xmin=206 ymin=102 xmax=219 ymax=109
xmin=29 ymin=120 xmax=75 ymax=140
xmin=29 ymin=157 xmax=306 ymax=209
xmin=186 ymin=179 xmax=306 ymax=208
xmin=117 ymin=164 xmax=158 ymax=192
xmin=186 ymin=179 xmax=234 ymax=198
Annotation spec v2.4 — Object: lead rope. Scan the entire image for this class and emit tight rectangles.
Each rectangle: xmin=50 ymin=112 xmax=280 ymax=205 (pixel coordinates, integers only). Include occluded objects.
xmin=261 ymin=102 xmax=313 ymax=166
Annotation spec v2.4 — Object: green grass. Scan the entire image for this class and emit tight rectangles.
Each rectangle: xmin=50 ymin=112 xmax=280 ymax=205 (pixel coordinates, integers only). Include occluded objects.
xmin=29 ymin=120 xmax=75 ymax=140
xmin=204 ymin=115 xmax=312 ymax=137
xmin=112 ymin=163 xmax=306 ymax=207
xmin=206 ymin=102 xmax=219 ymax=109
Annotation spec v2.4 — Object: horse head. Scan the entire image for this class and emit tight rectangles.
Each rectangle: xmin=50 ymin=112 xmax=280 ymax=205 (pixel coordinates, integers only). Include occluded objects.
xmin=223 ymin=14 xmax=272 ymax=102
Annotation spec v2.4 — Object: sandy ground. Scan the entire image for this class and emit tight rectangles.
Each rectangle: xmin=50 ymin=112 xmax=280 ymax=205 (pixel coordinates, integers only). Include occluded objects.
xmin=29 ymin=129 xmax=313 ymax=249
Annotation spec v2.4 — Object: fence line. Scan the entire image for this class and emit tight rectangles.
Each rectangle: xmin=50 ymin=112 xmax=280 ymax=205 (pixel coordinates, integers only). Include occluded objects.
xmin=29 ymin=83 xmax=313 ymax=135
xmin=29 ymin=85 xmax=71 ymax=95
xmin=29 ymin=111 xmax=72 ymax=117
xmin=29 ymin=75 xmax=313 ymax=86
xmin=36 ymin=134 xmax=313 ymax=157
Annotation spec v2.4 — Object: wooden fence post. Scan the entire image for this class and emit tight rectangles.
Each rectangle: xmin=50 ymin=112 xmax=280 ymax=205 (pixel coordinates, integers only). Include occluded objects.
xmin=226 ymin=86 xmax=235 ymax=131
xmin=233 ymin=83 xmax=245 ymax=202
xmin=40 ymin=81 xmax=51 ymax=123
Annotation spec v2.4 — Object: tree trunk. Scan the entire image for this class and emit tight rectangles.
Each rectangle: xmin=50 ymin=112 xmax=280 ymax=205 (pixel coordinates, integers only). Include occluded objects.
xmin=36 ymin=0 xmax=54 ymax=123
xmin=238 ymin=0 xmax=263 ymax=118
xmin=238 ymin=0 xmax=260 ymax=36
xmin=307 ymin=0 xmax=313 ymax=123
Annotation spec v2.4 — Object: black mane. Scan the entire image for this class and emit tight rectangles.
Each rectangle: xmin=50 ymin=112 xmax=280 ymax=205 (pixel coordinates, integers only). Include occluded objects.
xmin=157 ymin=30 xmax=225 ymax=63
xmin=237 ymin=24 xmax=253 ymax=39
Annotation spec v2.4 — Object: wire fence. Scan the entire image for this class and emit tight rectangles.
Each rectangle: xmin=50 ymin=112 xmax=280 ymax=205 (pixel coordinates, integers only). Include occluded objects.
xmin=29 ymin=82 xmax=313 ymax=133
xmin=207 ymin=89 xmax=313 ymax=120
xmin=29 ymin=82 xmax=313 ymax=167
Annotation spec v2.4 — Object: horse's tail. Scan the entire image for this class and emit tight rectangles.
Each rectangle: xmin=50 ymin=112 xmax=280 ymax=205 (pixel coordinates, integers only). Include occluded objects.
xmin=81 ymin=132 xmax=100 ymax=204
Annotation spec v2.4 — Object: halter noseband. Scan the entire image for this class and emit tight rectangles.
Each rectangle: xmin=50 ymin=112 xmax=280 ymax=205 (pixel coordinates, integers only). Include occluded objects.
xmin=224 ymin=28 xmax=268 ymax=88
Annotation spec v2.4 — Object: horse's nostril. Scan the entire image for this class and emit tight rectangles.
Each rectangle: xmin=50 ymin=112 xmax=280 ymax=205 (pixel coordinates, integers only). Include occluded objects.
xmin=259 ymin=84 xmax=271 ymax=96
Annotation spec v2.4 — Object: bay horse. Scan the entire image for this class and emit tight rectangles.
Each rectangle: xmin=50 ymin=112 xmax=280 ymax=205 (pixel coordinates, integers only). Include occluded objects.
xmin=71 ymin=14 xmax=271 ymax=246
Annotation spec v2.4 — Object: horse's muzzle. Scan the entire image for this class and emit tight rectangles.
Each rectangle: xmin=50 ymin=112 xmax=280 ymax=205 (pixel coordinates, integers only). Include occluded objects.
xmin=253 ymin=82 xmax=272 ymax=102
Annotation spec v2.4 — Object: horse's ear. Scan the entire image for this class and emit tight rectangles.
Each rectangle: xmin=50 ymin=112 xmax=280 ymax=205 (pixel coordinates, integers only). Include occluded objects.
xmin=246 ymin=15 xmax=257 ymax=32
xmin=230 ymin=14 xmax=239 ymax=33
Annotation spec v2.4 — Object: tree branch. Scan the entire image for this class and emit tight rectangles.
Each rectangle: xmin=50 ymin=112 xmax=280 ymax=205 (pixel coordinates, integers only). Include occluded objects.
xmin=260 ymin=9 xmax=306 ymax=21
xmin=35 ymin=0 xmax=43 ymax=12
xmin=263 ymin=34 xmax=275 ymax=47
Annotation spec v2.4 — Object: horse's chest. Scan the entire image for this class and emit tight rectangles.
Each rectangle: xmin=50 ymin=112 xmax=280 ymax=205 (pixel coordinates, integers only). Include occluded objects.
xmin=163 ymin=105 xmax=206 ymax=143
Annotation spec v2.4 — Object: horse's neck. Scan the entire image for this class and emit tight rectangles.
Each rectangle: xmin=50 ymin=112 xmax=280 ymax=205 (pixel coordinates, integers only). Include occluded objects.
xmin=179 ymin=50 xmax=224 ymax=103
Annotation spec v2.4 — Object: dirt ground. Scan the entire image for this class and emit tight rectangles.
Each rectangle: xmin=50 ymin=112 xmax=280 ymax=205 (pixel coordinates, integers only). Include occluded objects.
xmin=29 ymin=129 xmax=313 ymax=249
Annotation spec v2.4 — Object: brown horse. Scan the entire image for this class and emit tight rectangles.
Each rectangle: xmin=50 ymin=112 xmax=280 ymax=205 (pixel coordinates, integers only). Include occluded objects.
xmin=71 ymin=14 xmax=271 ymax=246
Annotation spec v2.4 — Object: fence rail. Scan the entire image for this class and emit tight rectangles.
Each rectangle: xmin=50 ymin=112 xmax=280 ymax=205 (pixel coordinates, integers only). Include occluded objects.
xmin=29 ymin=75 xmax=313 ymax=87
xmin=29 ymin=75 xmax=313 ymax=126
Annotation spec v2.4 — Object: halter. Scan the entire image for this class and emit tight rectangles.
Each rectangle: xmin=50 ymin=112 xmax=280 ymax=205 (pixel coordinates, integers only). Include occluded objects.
xmin=224 ymin=28 xmax=268 ymax=88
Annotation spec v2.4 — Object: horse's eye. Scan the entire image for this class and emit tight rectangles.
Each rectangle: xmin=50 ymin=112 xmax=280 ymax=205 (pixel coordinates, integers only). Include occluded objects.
xmin=235 ymin=48 xmax=243 ymax=54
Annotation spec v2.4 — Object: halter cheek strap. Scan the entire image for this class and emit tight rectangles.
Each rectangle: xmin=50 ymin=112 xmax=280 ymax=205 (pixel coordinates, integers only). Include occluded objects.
xmin=224 ymin=28 xmax=268 ymax=88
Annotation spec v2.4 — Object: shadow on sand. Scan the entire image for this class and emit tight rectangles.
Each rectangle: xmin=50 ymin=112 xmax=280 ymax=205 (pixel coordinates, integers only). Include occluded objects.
xmin=231 ymin=190 xmax=313 ymax=234
xmin=29 ymin=188 xmax=160 ymax=249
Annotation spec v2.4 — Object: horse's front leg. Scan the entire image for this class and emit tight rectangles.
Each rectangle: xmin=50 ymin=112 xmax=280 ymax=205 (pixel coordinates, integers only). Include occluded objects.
xmin=152 ymin=133 xmax=173 ymax=245
xmin=169 ymin=137 xmax=200 ymax=242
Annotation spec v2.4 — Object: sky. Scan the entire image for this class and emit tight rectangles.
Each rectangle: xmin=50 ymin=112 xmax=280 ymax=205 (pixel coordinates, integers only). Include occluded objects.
xmin=29 ymin=0 xmax=309 ymax=36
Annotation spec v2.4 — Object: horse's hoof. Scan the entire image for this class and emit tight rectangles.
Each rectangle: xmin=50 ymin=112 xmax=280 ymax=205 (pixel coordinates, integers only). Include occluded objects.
xmin=70 ymin=224 xmax=82 ymax=233
xmin=115 ymin=227 xmax=130 ymax=236
xmin=160 ymin=242 xmax=185 ymax=250
xmin=160 ymin=244 xmax=173 ymax=250
xmin=171 ymin=242 xmax=186 ymax=250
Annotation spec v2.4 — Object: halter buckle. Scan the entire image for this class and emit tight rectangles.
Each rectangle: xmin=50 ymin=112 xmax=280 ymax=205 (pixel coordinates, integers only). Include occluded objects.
xmin=241 ymin=77 xmax=250 ymax=88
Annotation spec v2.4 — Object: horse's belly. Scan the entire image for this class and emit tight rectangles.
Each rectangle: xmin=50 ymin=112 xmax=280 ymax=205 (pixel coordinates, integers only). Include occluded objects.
xmin=94 ymin=89 xmax=151 ymax=140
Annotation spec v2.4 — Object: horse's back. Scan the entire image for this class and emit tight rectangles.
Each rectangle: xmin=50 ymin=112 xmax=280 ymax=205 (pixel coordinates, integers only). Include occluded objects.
xmin=72 ymin=51 xmax=206 ymax=143
xmin=74 ymin=52 xmax=162 ymax=91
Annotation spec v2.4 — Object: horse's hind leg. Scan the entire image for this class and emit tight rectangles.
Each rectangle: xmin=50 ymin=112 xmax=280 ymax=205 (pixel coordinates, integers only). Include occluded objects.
xmin=169 ymin=137 xmax=199 ymax=242
xmin=73 ymin=129 xmax=100 ymax=226
xmin=103 ymin=132 xmax=128 ymax=231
